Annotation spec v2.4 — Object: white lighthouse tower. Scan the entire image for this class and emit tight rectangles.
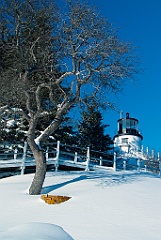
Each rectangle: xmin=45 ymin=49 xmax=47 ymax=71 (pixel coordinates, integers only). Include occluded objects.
xmin=114 ymin=112 xmax=143 ymax=155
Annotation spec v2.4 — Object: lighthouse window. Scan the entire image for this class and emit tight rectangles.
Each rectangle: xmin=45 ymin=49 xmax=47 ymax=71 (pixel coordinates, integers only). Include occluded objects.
xmin=122 ymin=138 xmax=128 ymax=144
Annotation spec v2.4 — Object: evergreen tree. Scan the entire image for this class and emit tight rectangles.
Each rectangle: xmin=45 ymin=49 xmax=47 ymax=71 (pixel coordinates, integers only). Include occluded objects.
xmin=0 ymin=107 xmax=76 ymax=148
xmin=77 ymin=106 xmax=113 ymax=154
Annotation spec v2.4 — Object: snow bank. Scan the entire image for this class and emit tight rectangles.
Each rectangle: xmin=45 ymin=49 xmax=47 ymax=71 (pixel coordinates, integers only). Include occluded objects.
xmin=0 ymin=222 xmax=73 ymax=240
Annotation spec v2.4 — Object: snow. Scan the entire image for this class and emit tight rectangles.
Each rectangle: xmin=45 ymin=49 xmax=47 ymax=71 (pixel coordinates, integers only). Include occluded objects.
xmin=6 ymin=119 xmax=16 ymax=127
xmin=0 ymin=170 xmax=161 ymax=240
xmin=0 ymin=223 xmax=73 ymax=240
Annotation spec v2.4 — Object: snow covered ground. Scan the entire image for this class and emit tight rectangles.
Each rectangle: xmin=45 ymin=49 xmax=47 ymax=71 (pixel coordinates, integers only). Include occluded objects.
xmin=0 ymin=169 xmax=161 ymax=239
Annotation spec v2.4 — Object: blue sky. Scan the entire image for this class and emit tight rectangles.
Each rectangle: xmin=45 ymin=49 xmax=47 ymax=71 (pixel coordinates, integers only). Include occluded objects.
xmin=88 ymin=0 xmax=161 ymax=152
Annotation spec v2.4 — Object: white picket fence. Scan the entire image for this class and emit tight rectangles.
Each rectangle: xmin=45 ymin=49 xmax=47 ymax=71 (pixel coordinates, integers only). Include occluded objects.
xmin=0 ymin=141 xmax=161 ymax=177
xmin=0 ymin=141 xmax=114 ymax=174
xmin=115 ymin=150 xmax=161 ymax=176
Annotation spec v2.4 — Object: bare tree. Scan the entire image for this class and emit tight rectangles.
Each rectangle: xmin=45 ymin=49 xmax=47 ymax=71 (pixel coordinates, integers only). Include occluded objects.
xmin=0 ymin=0 xmax=138 ymax=194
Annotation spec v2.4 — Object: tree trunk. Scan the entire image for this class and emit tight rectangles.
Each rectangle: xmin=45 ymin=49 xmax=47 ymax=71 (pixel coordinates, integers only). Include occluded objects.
xmin=29 ymin=148 xmax=46 ymax=195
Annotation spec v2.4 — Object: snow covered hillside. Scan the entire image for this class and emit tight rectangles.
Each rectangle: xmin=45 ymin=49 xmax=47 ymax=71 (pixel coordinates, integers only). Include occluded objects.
xmin=0 ymin=170 xmax=161 ymax=240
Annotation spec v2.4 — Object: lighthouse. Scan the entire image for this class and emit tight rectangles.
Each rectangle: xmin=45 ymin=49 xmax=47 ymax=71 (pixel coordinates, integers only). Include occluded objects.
xmin=114 ymin=112 xmax=143 ymax=154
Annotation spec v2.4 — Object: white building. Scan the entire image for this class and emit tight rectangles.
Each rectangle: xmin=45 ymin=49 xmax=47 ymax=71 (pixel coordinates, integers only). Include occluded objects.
xmin=114 ymin=112 xmax=143 ymax=154
xmin=113 ymin=112 xmax=144 ymax=170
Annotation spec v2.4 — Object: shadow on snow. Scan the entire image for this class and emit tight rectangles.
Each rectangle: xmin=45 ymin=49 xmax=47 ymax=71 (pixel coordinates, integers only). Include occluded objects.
xmin=41 ymin=170 xmax=159 ymax=194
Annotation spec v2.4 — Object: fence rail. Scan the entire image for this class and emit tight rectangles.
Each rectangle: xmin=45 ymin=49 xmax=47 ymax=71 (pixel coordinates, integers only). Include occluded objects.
xmin=0 ymin=141 xmax=161 ymax=177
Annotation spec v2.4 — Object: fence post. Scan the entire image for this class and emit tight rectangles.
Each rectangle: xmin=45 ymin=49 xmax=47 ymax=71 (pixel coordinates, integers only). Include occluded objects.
xmin=123 ymin=160 xmax=126 ymax=170
xmin=99 ymin=156 xmax=102 ymax=166
xmin=14 ymin=148 xmax=18 ymax=161
xmin=159 ymin=160 xmax=161 ymax=177
xmin=55 ymin=141 xmax=60 ymax=172
xmin=74 ymin=152 xmax=78 ymax=162
xmin=158 ymin=152 xmax=160 ymax=161
xmin=137 ymin=158 xmax=140 ymax=172
xmin=85 ymin=146 xmax=90 ymax=171
xmin=46 ymin=146 xmax=49 ymax=161
xmin=21 ymin=141 xmax=27 ymax=175
xmin=113 ymin=152 xmax=117 ymax=171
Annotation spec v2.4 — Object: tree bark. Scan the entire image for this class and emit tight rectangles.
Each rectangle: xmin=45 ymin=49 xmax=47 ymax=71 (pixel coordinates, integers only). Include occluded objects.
xmin=29 ymin=148 xmax=46 ymax=195
xmin=27 ymin=116 xmax=47 ymax=195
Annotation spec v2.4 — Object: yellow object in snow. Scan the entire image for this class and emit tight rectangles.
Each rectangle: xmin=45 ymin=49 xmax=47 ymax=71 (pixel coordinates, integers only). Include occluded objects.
xmin=41 ymin=194 xmax=71 ymax=204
